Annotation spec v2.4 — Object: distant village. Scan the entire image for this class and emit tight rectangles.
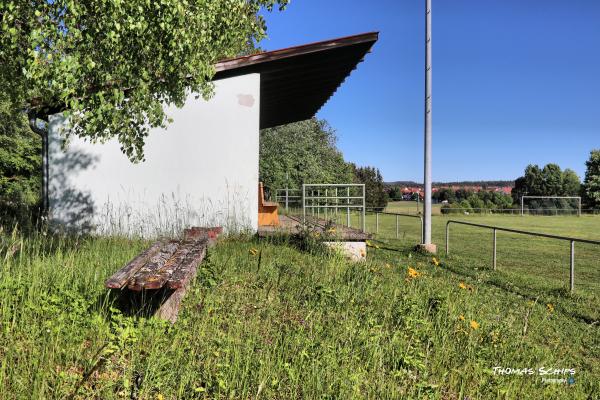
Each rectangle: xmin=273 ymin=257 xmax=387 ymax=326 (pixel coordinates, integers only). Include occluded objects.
xmin=385 ymin=181 xmax=514 ymax=201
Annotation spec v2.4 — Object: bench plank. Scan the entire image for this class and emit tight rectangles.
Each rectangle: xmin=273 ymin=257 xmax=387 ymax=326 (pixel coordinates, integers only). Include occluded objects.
xmin=135 ymin=240 xmax=196 ymax=290
xmin=167 ymin=240 xmax=208 ymax=289
xmin=127 ymin=240 xmax=180 ymax=291
xmin=105 ymin=241 xmax=164 ymax=289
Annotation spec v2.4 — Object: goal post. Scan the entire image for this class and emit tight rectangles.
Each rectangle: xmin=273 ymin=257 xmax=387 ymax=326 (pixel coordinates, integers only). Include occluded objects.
xmin=520 ymin=196 xmax=581 ymax=217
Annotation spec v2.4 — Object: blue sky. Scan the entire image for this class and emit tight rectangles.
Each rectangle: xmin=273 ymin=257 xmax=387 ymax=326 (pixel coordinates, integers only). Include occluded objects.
xmin=260 ymin=0 xmax=600 ymax=182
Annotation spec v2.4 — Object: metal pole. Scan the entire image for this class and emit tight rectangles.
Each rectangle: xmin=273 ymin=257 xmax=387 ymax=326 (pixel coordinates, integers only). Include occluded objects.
xmin=521 ymin=196 xmax=524 ymax=216
xmin=396 ymin=214 xmax=399 ymax=238
xmin=445 ymin=222 xmax=449 ymax=255
xmin=325 ymin=188 xmax=328 ymax=220
xmin=570 ymin=240 xmax=575 ymax=292
xmin=347 ymin=186 xmax=351 ymax=227
xmin=492 ymin=228 xmax=497 ymax=270
xmin=302 ymin=184 xmax=306 ymax=224
xmin=285 ymin=188 xmax=289 ymax=212
xmin=362 ymin=184 xmax=366 ymax=232
xmin=423 ymin=0 xmax=433 ymax=245
xmin=335 ymin=188 xmax=338 ymax=218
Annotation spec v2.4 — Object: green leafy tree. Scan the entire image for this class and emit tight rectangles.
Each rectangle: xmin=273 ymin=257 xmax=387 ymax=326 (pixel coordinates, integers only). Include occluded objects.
xmin=541 ymin=164 xmax=563 ymax=196
xmin=1 ymin=0 xmax=287 ymax=162
xmin=582 ymin=149 xmax=600 ymax=209
xmin=259 ymin=119 xmax=355 ymax=193
xmin=353 ymin=166 xmax=388 ymax=210
xmin=0 ymin=100 xmax=41 ymax=223
xmin=388 ymin=187 xmax=402 ymax=201
xmin=562 ymin=168 xmax=581 ymax=196
xmin=512 ymin=163 xmax=581 ymax=202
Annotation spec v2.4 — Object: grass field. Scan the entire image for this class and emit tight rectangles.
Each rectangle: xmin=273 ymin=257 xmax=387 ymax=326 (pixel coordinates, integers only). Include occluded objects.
xmin=0 ymin=229 xmax=598 ymax=399
xmin=332 ymin=211 xmax=600 ymax=300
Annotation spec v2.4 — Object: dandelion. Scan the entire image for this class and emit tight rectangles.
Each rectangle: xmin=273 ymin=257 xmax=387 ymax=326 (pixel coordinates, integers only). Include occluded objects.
xmin=327 ymin=227 xmax=336 ymax=234
xmin=458 ymin=282 xmax=467 ymax=290
xmin=406 ymin=267 xmax=421 ymax=280
xmin=458 ymin=315 xmax=465 ymax=321
xmin=470 ymin=320 xmax=480 ymax=330
xmin=432 ymin=257 xmax=440 ymax=266
xmin=156 ymin=394 xmax=164 ymax=400
xmin=546 ymin=303 xmax=554 ymax=313
xmin=249 ymin=248 xmax=258 ymax=256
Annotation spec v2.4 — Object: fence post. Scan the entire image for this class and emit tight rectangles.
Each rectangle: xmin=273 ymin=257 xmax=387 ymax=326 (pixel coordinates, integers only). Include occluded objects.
xmin=285 ymin=188 xmax=289 ymax=212
xmin=302 ymin=184 xmax=306 ymax=224
xmin=445 ymin=222 xmax=450 ymax=255
xmin=347 ymin=186 xmax=351 ymax=228
xmin=376 ymin=213 xmax=379 ymax=234
xmin=570 ymin=240 xmax=575 ymax=292
xmin=396 ymin=214 xmax=399 ymax=239
xmin=361 ymin=185 xmax=366 ymax=233
xmin=492 ymin=228 xmax=497 ymax=270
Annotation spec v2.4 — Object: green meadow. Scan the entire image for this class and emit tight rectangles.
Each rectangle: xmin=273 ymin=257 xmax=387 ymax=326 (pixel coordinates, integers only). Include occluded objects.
xmin=0 ymin=218 xmax=598 ymax=399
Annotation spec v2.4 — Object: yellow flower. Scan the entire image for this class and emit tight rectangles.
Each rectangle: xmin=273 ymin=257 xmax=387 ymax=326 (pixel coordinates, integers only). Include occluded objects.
xmin=470 ymin=320 xmax=480 ymax=330
xmin=546 ymin=303 xmax=554 ymax=313
xmin=384 ymin=263 xmax=392 ymax=269
xmin=458 ymin=282 xmax=467 ymax=290
xmin=458 ymin=315 xmax=465 ymax=321
xmin=432 ymin=257 xmax=440 ymax=266
xmin=327 ymin=227 xmax=336 ymax=234
xmin=156 ymin=394 xmax=164 ymax=400
xmin=249 ymin=248 xmax=258 ymax=256
xmin=406 ymin=267 xmax=421 ymax=279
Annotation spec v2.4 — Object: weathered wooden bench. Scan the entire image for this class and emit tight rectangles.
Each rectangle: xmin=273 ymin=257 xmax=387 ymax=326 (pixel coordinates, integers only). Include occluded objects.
xmin=105 ymin=227 xmax=222 ymax=322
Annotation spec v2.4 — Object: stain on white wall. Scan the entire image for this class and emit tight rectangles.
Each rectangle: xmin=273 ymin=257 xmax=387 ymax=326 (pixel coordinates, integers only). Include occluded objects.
xmin=48 ymin=73 xmax=260 ymax=237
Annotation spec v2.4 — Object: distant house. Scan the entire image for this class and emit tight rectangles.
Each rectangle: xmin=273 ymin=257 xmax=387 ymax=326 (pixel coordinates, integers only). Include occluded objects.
xmin=44 ymin=33 xmax=378 ymax=236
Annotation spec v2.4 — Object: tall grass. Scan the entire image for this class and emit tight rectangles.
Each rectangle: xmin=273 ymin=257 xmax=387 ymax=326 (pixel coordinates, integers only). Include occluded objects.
xmin=0 ymin=228 xmax=598 ymax=399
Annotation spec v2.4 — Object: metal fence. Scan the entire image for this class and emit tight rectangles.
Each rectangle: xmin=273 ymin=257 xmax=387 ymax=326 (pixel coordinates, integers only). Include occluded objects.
xmin=302 ymin=184 xmax=366 ymax=232
xmin=275 ymin=189 xmax=302 ymax=212
xmin=445 ymin=220 xmax=600 ymax=292
xmin=366 ymin=209 xmax=424 ymax=243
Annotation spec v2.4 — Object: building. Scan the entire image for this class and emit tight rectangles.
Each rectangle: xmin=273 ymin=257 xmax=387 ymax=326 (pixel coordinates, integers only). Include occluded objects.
xmin=44 ymin=33 xmax=378 ymax=236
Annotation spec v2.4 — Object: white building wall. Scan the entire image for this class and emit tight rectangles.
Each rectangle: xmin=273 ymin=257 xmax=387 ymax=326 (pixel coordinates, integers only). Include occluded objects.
xmin=48 ymin=74 xmax=260 ymax=237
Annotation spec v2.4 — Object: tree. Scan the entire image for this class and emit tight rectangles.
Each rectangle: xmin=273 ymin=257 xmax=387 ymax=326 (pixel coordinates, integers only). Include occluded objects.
xmin=353 ymin=166 xmax=388 ymax=210
xmin=562 ymin=168 xmax=581 ymax=196
xmin=388 ymin=187 xmax=402 ymax=201
xmin=1 ymin=0 xmax=288 ymax=162
xmin=541 ymin=164 xmax=563 ymax=196
xmin=0 ymin=100 xmax=41 ymax=224
xmin=512 ymin=163 xmax=580 ymax=200
xmin=259 ymin=119 xmax=355 ymax=192
xmin=582 ymin=150 xmax=600 ymax=209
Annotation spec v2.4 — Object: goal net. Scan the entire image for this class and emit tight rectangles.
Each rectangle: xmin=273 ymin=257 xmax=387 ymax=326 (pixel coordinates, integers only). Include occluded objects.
xmin=520 ymin=196 xmax=581 ymax=216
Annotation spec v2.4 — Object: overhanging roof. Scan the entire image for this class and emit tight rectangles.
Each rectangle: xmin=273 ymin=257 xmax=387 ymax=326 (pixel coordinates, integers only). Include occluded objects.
xmin=33 ymin=32 xmax=378 ymax=128
xmin=214 ymin=32 xmax=379 ymax=129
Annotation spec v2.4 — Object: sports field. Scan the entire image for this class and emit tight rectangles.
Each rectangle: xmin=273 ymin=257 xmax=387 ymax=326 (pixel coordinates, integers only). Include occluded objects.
xmin=338 ymin=211 xmax=600 ymax=302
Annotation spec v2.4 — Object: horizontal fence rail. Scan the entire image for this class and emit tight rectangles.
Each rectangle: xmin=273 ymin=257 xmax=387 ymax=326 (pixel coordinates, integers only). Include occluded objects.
xmin=445 ymin=220 xmax=600 ymax=292
xmin=366 ymin=209 xmax=424 ymax=243
xmin=302 ymin=184 xmax=366 ymax=232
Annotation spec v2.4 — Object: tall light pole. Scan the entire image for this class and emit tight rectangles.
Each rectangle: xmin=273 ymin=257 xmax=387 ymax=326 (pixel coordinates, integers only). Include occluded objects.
xmin=421 ymin=0 xmax=435 ymax=252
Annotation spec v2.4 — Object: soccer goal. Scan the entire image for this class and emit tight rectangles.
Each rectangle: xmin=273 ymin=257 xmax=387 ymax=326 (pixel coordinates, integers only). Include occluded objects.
xmin=520 ymin=196 xmax=581 ymax=216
